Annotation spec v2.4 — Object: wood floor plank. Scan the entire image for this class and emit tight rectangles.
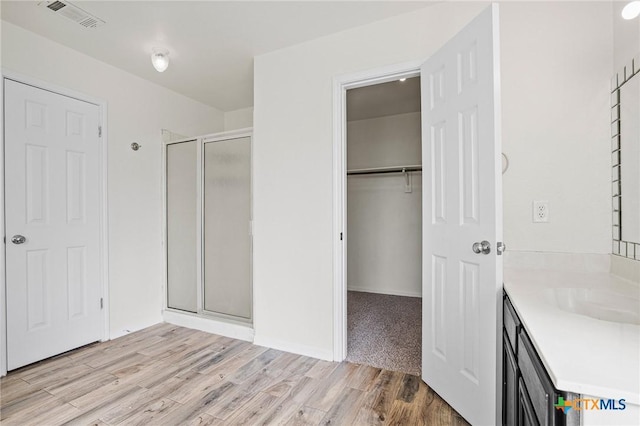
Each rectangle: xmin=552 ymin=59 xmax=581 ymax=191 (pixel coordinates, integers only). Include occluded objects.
xmin=0 ymin=324 xmax=469 ymax=426
xmin=45 ymin=370 xmax=118 ymax=403
xmin=110 ymin=397 xmax=181 ymax=426
xmin=99 ymin=371 xmax=198 ymax=424
xmin=166 ymin=372 xmax=228 ymax=405
xmin=186 ymin=412 xmax=226 ymax=426
xmin=319 ymin=386 xmax=366 ymax=425
xmin=225 ymin=348 xmax=282 ymax=384
xmin=304 ymin=359 xmax=338 ymax=379
xmin=1 ymin=389 xmax=53 ymax=420
xmin=21 ymin=362 xmax=93 ymax=389
xmin=1 ymin=399 xmax=82 ymax=426
xmin=254 ymin=391 xmax=308 ymax=424
xmin=199 ymin=344 xmax=269 ymax=381
xmin=145 ymin=382 xmax=236 ymax=426
xmin=204 ymin=369 xmax=285 ymax=420
xmin=62 ymin=385 xmax=148 ymax=425
xmin=67 ymin=378 xmax=144 ymax=411
xmin=283 ymin=405 xmax=327 ymax=426
xmin=191 ymin=339 xmax=252 ymax=374
xmin=396 ymin=373 xmax=421 ymax=403
xmin=264 ymin=351 xmax=301 ymax=372
xmin=3 ymin=353 xmax=76 ymax=382
xmin=0 ymin=377 xmax=39 ymax=406
xmin=304 ymin=361 xmax=359 ymax=411
xmin=285 ymin=355 xmax=321 ymax=376
xmin=352 ymin=369 xmax=405 ymax=425
xmin=347 ymin=364 xmax=382 ymax=392
xmin=260 ymin=373 xmax=303 ymax=398
xmin=221 ymin=391 xmax=286 ymax=425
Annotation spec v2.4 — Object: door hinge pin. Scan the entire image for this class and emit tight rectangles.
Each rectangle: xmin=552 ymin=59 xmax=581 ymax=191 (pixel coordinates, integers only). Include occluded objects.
xmin=340 ymin=232 xmax=343 ymax=241
xmin=98 ymin=126 xmax=102 ymax=138
xmin=100 ymin=298 xmax=103 ymax=309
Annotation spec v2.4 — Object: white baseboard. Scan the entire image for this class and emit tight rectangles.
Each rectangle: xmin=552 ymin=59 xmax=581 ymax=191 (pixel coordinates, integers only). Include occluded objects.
xmin=253 ymin=335 xmax=334 ymax=362
xmin=347 ymin=286 xmax=422 ymax=298
xmin=163 ymin=310 xmax=254 ymax=342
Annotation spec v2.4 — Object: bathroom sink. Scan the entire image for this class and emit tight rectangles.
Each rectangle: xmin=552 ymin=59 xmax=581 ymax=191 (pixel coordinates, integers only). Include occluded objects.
xmin=544 ymin=287 xmax=640 ymax=325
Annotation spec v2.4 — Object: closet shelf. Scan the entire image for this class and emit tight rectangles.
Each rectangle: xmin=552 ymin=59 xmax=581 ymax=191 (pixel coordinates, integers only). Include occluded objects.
xmin=347 ymin=165 xmax=422 ymax=176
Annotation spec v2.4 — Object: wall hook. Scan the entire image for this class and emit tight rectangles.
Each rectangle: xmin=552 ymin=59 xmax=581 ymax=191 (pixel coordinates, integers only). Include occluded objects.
xmin=131 ymin=142 xmax=142 ymax=151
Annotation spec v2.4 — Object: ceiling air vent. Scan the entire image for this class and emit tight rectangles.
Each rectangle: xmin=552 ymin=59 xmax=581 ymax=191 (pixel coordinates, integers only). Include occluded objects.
xmin=39 ymin=1 xmax=106 ymax=29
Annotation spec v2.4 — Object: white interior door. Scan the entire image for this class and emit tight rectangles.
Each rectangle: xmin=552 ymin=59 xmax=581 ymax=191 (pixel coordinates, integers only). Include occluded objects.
xmin=421 ymin=5 xmax=502 ymax=425
xmin=4 ymin=79 xmax=103 ymax=370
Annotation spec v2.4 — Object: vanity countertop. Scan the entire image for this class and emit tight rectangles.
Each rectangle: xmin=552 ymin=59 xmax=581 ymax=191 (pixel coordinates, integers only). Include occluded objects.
xmin=504 ymin=268 xmax=640 ymax=404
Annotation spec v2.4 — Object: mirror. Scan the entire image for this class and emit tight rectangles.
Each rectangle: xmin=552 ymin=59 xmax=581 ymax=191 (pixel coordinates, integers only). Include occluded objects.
xmin=612 ymin=61 xmax=640 ymax=261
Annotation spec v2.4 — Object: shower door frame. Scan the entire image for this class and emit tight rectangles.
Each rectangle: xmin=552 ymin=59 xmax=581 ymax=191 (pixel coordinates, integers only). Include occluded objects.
xmin=162 ymin=128 xmax=254 ymax=339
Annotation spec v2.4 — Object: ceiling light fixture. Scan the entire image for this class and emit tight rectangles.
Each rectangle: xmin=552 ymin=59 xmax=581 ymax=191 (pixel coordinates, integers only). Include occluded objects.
xmin=151 ymin=47 xmax=170 ymax=72
xmin=622 ymin=1 xmax=640 ymax=20
xmin=399 ymin=78 xmax=407 ymax=82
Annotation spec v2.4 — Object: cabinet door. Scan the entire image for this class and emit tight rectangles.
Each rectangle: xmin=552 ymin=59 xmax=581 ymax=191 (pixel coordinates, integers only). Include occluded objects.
xmin=203 ymin=137 xmax=252 ymax=319
xmin=519 ymin=328 xmax=563 ymax=426
xmin=519 ymin=377 xmax=540 ymax=426
xmin=504 ymin=330 xmax=519 ymax=426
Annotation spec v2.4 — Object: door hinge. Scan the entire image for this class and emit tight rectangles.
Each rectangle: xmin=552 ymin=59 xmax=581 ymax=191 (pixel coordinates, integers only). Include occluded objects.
xmin=98 ymin=126 xmax=102 ymax=138
xmin=100 ymin=298 xmax=104 ymax=309
xmin=340 ymin=232 xmax=343 ymax=241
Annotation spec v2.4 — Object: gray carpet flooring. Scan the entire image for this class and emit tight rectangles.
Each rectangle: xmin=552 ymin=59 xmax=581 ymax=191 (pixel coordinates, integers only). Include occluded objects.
xmin=346 ymin=290 xmax=422 ymax=376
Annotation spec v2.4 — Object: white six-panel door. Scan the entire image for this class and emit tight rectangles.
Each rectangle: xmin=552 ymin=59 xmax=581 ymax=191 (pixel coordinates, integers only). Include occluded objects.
xmin=421 ymin=5 xmax=502 ymax=425
xmin=4 ymin=79 xmax=103 ymax=370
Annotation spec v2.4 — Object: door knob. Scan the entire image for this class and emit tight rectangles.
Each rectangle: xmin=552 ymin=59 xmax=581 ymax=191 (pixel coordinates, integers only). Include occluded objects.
xmin=11 ymin=235 xmax=26 ymax=244
xmin=472 ymin=240 xmax=491 ymax=255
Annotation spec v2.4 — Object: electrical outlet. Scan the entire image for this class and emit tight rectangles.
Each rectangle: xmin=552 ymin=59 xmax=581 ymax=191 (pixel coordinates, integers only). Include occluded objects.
xmin=533 ymin=201 xmax=549 ymax=223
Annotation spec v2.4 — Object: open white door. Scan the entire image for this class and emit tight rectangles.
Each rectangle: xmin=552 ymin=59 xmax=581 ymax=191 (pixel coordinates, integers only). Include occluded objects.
xmin=421 ymin=4 xmax=502 ymax=425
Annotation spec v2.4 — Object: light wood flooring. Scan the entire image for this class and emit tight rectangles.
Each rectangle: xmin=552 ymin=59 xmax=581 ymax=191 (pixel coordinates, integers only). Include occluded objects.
xmin=0 ymin=323 xmax=469 ymax=425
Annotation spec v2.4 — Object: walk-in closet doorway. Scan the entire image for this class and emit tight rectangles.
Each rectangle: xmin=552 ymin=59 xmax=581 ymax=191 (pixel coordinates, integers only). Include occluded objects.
xmin=344 ymin=76 xmax=423 ymax=376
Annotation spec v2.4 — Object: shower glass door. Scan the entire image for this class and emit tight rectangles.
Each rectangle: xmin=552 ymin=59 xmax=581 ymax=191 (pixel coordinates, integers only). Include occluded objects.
xmin=203 ymin=136 xmax=252 ymax=320
xmin=166 ymin=140 xmax=198 ymax=312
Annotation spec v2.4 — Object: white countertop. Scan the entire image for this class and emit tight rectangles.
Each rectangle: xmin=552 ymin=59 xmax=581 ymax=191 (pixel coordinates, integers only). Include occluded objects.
xmin=504 ymin=268 xmax=640 ymax=404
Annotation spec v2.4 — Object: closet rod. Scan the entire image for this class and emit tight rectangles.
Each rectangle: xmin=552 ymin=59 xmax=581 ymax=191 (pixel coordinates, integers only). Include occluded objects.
xmin=346 ymin=165 xmax=422 ymax=176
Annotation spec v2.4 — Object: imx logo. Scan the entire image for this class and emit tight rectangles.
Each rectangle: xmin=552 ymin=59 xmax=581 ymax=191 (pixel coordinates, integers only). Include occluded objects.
xmin=554 ymin=397 xmax=626 ymax=414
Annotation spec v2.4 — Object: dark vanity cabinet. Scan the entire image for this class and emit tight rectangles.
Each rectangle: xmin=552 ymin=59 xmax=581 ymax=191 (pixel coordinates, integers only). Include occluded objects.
xmin=503 ymin=292 xmax=578 ymax=426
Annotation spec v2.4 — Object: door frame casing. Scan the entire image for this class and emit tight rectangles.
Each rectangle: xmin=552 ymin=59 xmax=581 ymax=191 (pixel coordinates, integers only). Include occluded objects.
xmin=332 ymin=61 xmax=422 ymax=362
xmin=0 ymin=70 xmax=110 ymax=376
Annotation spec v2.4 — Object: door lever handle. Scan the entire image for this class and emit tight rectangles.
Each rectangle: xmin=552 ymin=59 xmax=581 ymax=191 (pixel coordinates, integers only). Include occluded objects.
xmin=472 ymin=240 xmax=491 ymax=255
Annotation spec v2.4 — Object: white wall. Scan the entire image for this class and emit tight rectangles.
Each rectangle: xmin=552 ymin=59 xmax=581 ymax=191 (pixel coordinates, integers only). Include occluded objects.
xmin=253 ymin=2 xmax=613 ymax=358
xmin=1 ymin=22 xmax=224 ymax=338
xmin=500 ymin=2 xmax=612 ymax=254
xmin=347 ymin=112 xmax=422 ymax=297
xmin=224 ymin=107 xmax=254 ymax=131
xmin=253 ymin=2 xmax=487 ymax=358
xmin=613 ymin=1 xmax=640 ymax=73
